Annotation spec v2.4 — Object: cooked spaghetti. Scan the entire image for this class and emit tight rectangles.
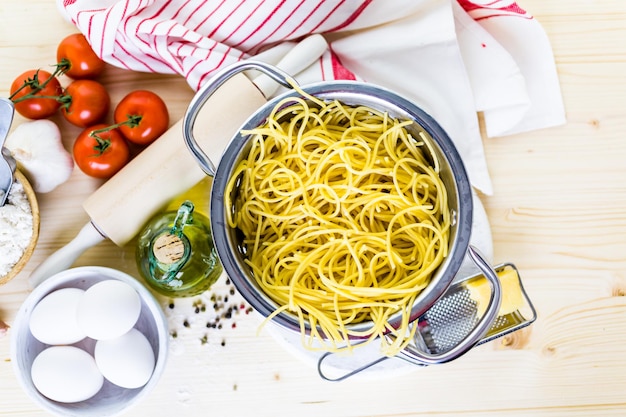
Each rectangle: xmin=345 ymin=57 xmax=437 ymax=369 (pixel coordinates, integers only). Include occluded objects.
xmin=226 ymin=91 xmax=451 ymax=356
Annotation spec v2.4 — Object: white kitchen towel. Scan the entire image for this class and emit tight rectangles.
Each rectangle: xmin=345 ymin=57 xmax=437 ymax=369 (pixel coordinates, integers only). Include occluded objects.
xmin=453 ymin=1 xmax=531 ymax=138
xmin=455 ymin=0 xmax=566 ymax=137
xmin=56 ymin=0 xmax=566 ymax=195
xmin=320 ymin=0 xmax=492 ymax=195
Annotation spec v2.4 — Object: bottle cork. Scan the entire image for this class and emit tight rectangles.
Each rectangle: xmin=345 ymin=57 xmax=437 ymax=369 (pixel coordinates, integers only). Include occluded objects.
xmin=153 ymin=233 xmax=185 ymax=265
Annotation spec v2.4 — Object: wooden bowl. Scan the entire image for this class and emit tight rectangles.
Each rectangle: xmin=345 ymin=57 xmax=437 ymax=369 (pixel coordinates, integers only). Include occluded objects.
xmin=0 ymin=170 xmax=40 ymax=285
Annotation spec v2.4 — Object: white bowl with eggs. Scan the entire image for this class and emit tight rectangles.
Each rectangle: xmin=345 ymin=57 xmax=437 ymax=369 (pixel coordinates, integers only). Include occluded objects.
xmin=11 ymin=266 xmax=168 ymax=417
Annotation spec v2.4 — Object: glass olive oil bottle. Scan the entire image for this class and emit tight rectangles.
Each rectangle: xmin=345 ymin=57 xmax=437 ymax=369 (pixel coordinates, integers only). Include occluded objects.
xmin=136 ymin=200 xmax=222 ymax=297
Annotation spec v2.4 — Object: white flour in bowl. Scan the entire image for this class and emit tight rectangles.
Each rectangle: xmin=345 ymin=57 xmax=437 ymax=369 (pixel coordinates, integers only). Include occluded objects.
xmin=0 ymin=179 xmax=33 ymax=277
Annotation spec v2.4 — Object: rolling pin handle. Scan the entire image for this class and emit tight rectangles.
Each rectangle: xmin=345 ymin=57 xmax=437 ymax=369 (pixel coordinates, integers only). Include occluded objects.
xmin=251 ymin=34 xmax=327 ymax=98
xmin=28 ymin=222 xmax=106 ymax=288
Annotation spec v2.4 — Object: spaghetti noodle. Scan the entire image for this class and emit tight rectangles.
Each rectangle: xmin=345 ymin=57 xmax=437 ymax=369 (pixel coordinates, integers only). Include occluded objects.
xmin=226 ymin=91 xmax=451 ymax=356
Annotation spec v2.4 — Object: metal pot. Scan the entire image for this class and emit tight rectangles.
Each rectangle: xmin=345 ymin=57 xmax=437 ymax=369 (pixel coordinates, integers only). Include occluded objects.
xmin=182 ymin=61 xmax=502 ymax=366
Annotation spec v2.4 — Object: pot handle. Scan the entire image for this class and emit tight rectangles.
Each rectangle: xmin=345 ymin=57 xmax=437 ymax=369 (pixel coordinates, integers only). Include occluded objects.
xmin=317 ymin=245 xmax=502 ymax=381
xmin=395 ymin=245 xmax=502 ymax=366
xmin=182 ymin=61 xmax=297 ymax=177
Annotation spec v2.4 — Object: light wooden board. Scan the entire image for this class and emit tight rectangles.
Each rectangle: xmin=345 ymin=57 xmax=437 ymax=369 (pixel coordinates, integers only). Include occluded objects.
xmin=0 ymin=1 xmax=625 ymax=416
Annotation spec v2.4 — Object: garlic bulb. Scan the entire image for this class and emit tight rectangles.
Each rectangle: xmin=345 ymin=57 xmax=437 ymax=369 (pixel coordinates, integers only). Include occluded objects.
xmin=5 ymin=120 xmax=74 ymax=193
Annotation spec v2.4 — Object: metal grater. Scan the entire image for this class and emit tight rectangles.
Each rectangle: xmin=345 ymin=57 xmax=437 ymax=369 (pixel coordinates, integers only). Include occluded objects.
xmin=318 ymin=263 xmax=537 ymax=381
xmin=416 ymin=263 xmax=536 ymax=355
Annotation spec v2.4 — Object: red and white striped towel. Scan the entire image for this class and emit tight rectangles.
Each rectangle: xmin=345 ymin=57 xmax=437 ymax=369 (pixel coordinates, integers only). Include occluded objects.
xmin=57 ymin=0 xmax=566 ymax=195
xmin=58 ymin=0 xmax=371 ymax=90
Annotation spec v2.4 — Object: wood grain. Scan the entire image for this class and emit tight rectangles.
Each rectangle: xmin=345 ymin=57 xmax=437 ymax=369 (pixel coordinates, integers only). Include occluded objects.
xmin=0 ymin=1 xmax=625 ymax=416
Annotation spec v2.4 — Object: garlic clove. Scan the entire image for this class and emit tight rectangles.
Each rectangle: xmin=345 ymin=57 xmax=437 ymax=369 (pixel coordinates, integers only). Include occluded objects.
xmin=5 ymin=120 xmax=74 ymax=193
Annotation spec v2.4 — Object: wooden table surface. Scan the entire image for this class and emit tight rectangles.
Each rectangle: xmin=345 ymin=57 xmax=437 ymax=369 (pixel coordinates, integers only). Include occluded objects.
xmin=1 ymin=1 xmax=626 ymax=416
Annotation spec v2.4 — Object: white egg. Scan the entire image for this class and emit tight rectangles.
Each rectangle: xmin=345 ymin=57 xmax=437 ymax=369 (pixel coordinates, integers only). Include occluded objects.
xmin=94 ymin=328 xmax=155 ymax=389
xmin=29 ymin=288 xmax=86 ymax=345
xmin=31 ymin=346 xmax=104 ymax=403
xmin=78 ymin=280 xmax=141 ymax=340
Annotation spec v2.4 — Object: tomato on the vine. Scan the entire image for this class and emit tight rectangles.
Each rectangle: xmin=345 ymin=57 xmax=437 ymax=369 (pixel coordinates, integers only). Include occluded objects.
xmin=62 ymin=80 xmax=110 ymax=127
xmin=57 ymin=33 xmax=105 ymax=79
xmin=10 ymin=69 xmax=63 ymax=119
xmin=114 ymin=90 xmax=169 ymax=145
xmin=73 ymin=124 xmax=130 ymax=179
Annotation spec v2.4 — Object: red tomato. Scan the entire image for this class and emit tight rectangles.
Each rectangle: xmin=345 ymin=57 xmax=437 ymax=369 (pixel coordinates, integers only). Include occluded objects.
xmin=114 ymin=90 xmax=169 ymax=145
xmin=62 ymin=80 xmax=110 ymax=127
xmin=10 ymin=70 xmax=63 ymax=119
xmin=73 ymin=124 xmax=130 ymax=179
xmin=57 ymin=33 xmax=106 ymax=79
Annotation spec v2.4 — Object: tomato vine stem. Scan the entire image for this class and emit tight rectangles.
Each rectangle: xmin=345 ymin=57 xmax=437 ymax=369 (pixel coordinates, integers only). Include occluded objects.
xmin=8 ymin=60 xmax=72 ymax=105
xmin=88 ymin=115 xmax=143 ymax=155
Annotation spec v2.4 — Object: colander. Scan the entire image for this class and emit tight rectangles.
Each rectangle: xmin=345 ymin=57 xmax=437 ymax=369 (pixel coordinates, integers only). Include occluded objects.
xmin=182 ymin=61 xmax=513 ymax=370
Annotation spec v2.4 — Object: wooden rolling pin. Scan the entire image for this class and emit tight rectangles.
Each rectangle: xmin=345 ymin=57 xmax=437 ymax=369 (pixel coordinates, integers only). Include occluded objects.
xmin=29 ymin=35 xmax=328 ymax=287
xmin=83 ymin=71 xmax=265 ymax=246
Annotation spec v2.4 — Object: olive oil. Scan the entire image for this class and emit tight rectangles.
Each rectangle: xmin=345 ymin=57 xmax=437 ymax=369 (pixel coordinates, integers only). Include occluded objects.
xmin=136 ymin=201 xmax=222 ymax=297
